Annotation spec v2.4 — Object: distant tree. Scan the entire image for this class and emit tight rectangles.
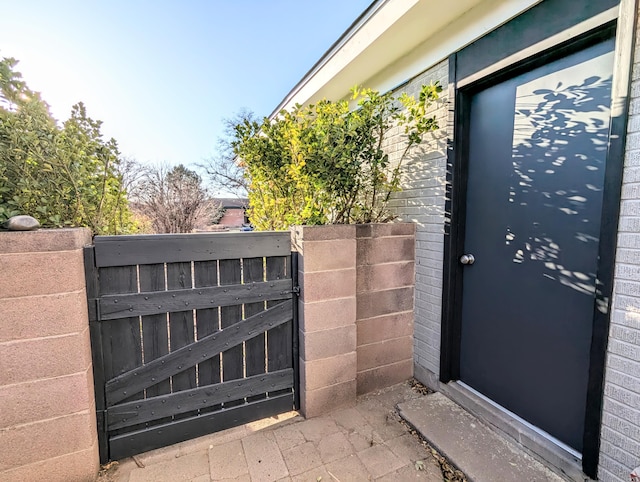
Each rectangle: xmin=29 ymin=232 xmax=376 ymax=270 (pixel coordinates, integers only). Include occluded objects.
xmin=0 ymin=57 xmax=26 ymax=110
xmin=0 ymin=56 xmax=136 ymax=234
xmin=132 ymin=164 xmax=209 ymax=233
xmin=200 ymin=109 xmax=255 ymax=197
xmin=210 ymin=203 xmax=226 ymax=224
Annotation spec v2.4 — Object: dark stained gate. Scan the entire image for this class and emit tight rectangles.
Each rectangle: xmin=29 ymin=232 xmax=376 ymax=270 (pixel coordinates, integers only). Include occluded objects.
xmin=84 ymin=232 xmax=298 ymax=463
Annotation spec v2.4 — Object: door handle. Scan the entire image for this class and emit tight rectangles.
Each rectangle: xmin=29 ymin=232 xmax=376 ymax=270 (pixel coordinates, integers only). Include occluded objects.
xmin=460 ymin=254 xmax=475 ymax=265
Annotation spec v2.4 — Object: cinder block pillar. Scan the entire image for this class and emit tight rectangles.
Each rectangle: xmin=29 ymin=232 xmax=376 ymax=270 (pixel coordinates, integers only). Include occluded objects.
xmin=0 ymin=228 xmax=99 ymax=482
xmin=292 ymin=225 xmax=357 ymax=418
xmin=356 ymin=223 xmax=415 ymax=394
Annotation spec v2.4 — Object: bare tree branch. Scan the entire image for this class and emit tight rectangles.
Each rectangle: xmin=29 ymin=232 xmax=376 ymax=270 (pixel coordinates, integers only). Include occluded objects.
xmin=131 ymin=163 xmax=211 ymax=233
xmin=199 ymin=109 xmax=256 ymax=197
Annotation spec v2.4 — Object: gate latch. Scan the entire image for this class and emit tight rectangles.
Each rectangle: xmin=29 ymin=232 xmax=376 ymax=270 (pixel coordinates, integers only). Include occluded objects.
xmin=283 ymin=285 xmax=300 ymax=296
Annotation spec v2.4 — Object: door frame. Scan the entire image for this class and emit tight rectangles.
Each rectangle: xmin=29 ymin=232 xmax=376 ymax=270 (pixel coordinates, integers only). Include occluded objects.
xmin=439 ymin=1 xmax=637 ymax=477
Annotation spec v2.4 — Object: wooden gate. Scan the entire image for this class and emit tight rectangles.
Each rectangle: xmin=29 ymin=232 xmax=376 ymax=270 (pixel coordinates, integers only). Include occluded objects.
xmin=84 ymin=232 xmax=298 ymax=462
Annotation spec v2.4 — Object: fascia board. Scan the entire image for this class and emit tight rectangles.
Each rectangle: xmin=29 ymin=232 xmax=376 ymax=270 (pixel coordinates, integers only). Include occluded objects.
xmin=272 ymin=0 xmax=543 ymax=115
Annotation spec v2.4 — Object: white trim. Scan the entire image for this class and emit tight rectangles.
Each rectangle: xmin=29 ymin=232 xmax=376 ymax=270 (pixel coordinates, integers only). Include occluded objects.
xmin=270 ymin=0 xmax=391 ymax=117
xmin=272 ymin=0 xmax=542 ymax=114
xmin=363 ymin=0 xmax=543 ymax=94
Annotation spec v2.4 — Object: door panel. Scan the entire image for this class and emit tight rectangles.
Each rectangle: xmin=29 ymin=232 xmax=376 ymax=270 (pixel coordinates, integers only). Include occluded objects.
xmin=459 ymin=39 xmax=614 ymax=452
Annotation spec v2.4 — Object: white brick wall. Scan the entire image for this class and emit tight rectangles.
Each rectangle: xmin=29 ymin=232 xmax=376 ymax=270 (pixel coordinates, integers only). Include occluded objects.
xmin=599 ymin=10 xmax=640 ymax=482
xmin=386 ymin=60 xmax=449 ymax=376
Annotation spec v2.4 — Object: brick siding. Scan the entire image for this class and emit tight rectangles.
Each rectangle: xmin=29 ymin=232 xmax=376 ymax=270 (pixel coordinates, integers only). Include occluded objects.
xmin=599 ymin=8 xmax=640 ymax=480
xmin=386 ymin=60 xmax=449 ymax=377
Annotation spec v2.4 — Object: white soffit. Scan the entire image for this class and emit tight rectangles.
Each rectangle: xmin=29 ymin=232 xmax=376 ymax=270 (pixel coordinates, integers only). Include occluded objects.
xmin=273 ymin=0 xmax=542 ymax=115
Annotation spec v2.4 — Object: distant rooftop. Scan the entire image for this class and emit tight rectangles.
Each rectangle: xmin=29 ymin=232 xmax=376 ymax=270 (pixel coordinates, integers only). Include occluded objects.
xmin=214 ymin=198 xmax=248 ymax=209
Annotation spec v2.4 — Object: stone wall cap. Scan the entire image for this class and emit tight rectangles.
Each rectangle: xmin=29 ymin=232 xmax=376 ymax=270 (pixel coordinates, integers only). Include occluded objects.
xmin=291 ymin=224 xmax=356 ymax=241
xmin=356 ymin=222 xmax=416 ymax=238
xmin=0 ymin=228 xmax=93 ymax=254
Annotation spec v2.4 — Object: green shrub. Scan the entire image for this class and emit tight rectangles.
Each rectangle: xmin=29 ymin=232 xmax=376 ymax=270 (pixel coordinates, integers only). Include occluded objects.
xmin=0 ymin=56 xmax=136 ymax=234
xmin=232 ymin=84 xmax=441 ymax=230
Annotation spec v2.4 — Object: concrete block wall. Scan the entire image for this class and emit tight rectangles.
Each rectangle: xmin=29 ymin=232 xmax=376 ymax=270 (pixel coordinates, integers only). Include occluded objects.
xmin=599 ymin=6 xmax=640 ymax=480
xmin=355 ymin=223 xmax=415 ymax=394
xmin=386 ymin=60 xmax=450 ymax=378
xmin=292 ymin=225 xmax=358 ymax=418
xmin=0 ymin=228 xmax=99 ymax=482
xmin=293 ymin=223 xmax=416 ymax=417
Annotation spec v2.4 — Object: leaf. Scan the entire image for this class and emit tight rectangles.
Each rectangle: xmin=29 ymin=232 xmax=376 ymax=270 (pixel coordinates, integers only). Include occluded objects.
xmin=583 ymin=76 xmax=599 ymax=86
xmin=231 ymin=82 xmax=439 ymax=227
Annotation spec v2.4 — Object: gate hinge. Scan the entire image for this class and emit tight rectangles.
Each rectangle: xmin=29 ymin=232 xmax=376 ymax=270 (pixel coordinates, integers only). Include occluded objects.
xmin=289 ymin=285 xmax=301 ymax=296
xmin=96 ymin=409 xmax=108 ymax=430
xmin=87 ymin=299 xmax=101 ymax=322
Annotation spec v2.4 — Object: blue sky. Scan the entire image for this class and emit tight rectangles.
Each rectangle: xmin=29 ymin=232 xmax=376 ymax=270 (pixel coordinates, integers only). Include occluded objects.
xmin=2 ymin=0 xmax=371 ymax=168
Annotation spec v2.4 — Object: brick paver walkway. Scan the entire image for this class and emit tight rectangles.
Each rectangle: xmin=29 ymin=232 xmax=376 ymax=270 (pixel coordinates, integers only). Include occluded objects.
xmin=99 ymin=382 xmax=444 ymax=481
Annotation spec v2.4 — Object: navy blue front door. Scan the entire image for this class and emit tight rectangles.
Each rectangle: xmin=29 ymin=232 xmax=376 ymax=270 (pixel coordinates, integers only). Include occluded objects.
xmin=459 ymin=39 xmax=615 ymax=452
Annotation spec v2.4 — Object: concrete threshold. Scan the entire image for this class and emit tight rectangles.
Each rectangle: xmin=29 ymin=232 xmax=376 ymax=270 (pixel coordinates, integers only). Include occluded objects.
xmin=397 ymin=392 xmax=568 ymax=482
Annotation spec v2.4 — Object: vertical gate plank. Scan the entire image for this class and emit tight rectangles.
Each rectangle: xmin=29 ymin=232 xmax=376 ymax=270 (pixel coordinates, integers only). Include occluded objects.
xmin=266 ymin=256 xmax=293 ymax=398
xmin=84 ymin=247 xmax=109 ymax=463
xmin=139 ymin=263 xmax=172 ymax=427
xmin=194 ymin=260 xmax=221 ymax=413
xmin=243 ymin=257 xmax=266 ymax=402
xmin=167 ymin=262 xmax=197 ymax=397
xmin=219 ymin=259 xmax=243 ymax=407
xmin=99 ymin=265 xmax=143 ymax=407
